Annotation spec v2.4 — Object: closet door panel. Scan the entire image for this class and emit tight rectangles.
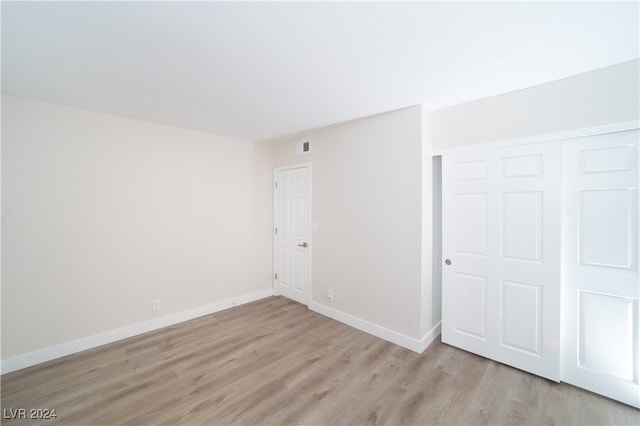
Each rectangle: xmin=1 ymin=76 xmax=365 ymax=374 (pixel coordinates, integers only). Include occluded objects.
xmin=442 ymin=142 xmax=561 ymax=381
xmin=562 ymin=129 xmax=639 ymax=408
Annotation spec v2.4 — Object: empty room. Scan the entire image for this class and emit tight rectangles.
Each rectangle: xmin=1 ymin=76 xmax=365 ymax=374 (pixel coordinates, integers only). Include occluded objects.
xmin=1 ymin=1 xmax=639 ymax=425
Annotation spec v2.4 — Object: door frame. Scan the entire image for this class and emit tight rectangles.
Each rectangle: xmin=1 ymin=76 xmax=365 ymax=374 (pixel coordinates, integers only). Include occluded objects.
xmin=273 ymin=163 xmax=312 ymax=305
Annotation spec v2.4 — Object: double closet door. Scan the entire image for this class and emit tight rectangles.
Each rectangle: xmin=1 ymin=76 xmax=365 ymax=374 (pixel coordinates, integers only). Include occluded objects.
xmin=442 ymin=129 xmax=639 ymax=408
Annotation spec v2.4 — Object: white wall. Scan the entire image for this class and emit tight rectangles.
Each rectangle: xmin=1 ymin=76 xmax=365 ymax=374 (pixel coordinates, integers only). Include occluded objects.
xmin=1 ymin=95 xmax=274 ymax=361
xmin=274 ymin=106 xmax=436 ymax=342
xmin=431 ymin=60 xmax=640 ymax=150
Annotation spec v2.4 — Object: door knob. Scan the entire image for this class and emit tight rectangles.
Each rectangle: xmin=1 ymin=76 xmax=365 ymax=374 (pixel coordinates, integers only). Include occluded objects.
xmin=298 ymin=242 xmax=308 ymax=248
xmin=445 ymin=259 xmax=452 ymax=265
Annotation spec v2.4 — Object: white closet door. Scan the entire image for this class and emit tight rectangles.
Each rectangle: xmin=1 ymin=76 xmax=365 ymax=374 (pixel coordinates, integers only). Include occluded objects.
xmin=442 ymin=142 xmax=561 ymax=381
xmin=562 ymin=130 xmax=639 ymax=408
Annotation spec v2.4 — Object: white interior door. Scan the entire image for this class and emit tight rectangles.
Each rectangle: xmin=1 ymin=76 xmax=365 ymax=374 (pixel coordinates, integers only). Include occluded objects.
xmin=442 ymin=142 xmax=561 ymax=381
xmin=562 ymin=130 xmax=639 ymax=408
xmin=275 ymin=166 xmax=311 ymax=305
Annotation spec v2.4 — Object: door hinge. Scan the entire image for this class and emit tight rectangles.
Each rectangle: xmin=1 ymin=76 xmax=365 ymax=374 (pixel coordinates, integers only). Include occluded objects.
xmin=275 ymin=273 xmax=278 ymax=280
xmin=275 ymin=181 xmax=278 ymax=189
xmin=275 ymin=227 xmax=278 ymax=235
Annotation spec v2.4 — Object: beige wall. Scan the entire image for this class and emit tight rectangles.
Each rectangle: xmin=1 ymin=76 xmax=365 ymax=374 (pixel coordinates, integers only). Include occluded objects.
xmin=431 ymin=60 xmax=640 ymax=150
xmin=1 ymin=95 xmax=274 ymax=359
xmin=6 ymin=58 xmax=631 ymax=362
xmin=420 ymin=108 xmax=438 ymax=338
xmin=426 ymin=155 xmax=442 ymax=336
xmin=274 ymin=106 xmax=433 ymax=340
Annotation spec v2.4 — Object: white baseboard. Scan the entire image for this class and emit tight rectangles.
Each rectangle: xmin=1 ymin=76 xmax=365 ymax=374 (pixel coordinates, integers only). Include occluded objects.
xmin=416 ymin=321 xmax=442 ymax=353
xmin=1 ymin=288 xmax=274 ymax=374
xmin=309 ymin=301 xmax=441 ymax=354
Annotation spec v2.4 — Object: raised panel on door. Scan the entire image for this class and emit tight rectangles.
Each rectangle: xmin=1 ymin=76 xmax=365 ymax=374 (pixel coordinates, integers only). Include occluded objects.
xmin=281 ymin=196 xmax=291 ymax=236
xmin=452 ymin=272 xmax=487 ymax=340
xmin=501 ymin=191 xmax=543 ymax=262
xmin=502 ymin=154 xmax=543 ymax=178
xmin=294 ymin=250 xmax=305 ymax=292
xmin=442 ymin=142 xmax=560 ymax=381
xmin=579 ymin=189 xmax=634 ymax=269
xmin=500 ymin=279 xmax=543 ymax=356
xmin=453 ymin=193 xmax=488 ymax=256
xmin=279 ymin=248 xmax=290 ymax=289
xmin=578 ymin=292 xmax=637 ymax=382
xmin=453 ymin=159 xmax=487 ymax=182
xmin=562 ymin=129 xmax=639 ymax=408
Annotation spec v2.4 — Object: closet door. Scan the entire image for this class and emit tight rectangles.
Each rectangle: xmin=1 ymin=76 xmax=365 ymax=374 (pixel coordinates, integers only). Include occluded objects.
xmin=442 ymin=142 xmax=561 ymax=381
xmin=562 ymin=130 xmax=639 ymax=408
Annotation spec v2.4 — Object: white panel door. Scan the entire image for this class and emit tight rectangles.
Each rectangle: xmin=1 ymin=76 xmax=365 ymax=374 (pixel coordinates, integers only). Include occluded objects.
xmin=275 ymin=167 xmax=310 ymax=305
xmin=562 ymin=130 xmax=639 ymax=408
xmin=442 ymin=142 xmax=561 ymax=381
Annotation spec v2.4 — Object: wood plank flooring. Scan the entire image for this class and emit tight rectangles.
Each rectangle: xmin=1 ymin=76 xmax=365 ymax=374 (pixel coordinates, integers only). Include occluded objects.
xmin=2 ymin=296 xmax=638 ymax=425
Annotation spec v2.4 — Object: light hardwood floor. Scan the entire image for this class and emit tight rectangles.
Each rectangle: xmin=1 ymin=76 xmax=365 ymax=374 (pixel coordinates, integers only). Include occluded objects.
xmin=1 ymin=296 xmax=638 ymax=425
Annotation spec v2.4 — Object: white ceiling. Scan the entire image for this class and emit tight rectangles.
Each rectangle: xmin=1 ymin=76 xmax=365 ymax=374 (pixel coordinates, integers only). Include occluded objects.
xmin=2 ymin=1 xmax=638 ymax=142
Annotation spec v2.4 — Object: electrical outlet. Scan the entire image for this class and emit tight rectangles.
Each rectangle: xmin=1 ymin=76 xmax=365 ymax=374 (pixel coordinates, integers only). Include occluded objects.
xmin=152 ymin=299 xmax=160 ymax=311
xmin=326 ymin=290 xmax=334 ymax=301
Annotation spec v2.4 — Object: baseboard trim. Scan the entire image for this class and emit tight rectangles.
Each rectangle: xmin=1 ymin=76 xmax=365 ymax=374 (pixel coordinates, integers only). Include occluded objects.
xmin=1 ymin=288 xmax=274 ymax=375
xmin=309 ymin=301 xmax=441 ymax=354
xmin=417 ymin=321 xmax=442 ymax=353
